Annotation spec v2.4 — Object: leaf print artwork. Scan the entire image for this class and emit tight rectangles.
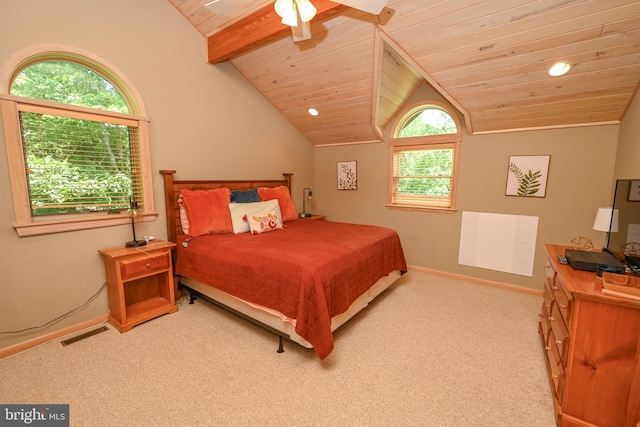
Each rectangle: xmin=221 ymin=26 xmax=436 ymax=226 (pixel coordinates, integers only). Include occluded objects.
xmin=505 ymin=155 xmax=550 ymax=198
xmin=509 ymin=163 xmax=542 ymax=196
xmin=337 ymin=161 xmax=357 ymax=190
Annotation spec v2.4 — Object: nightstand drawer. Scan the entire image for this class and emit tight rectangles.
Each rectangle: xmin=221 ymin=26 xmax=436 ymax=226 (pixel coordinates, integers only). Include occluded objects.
xmin=120 ymin=252 xmax=171 ymax=281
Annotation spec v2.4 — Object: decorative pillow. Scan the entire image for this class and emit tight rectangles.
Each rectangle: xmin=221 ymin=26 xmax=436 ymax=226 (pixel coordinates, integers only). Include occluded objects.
xmin=257 ymin=186 xmax=298 ymax=222
xmin=179 ymin=201 xmax=190 ymax=235
xmin=230 ymin=188 xmax=260 ymax=203
xmin=246 ymin=210 xmax=283 ymax=235
xmin=228 ymin=200 xmax=282 ymax=234
xmin=180 ymin=188 xmax=233 ymax=236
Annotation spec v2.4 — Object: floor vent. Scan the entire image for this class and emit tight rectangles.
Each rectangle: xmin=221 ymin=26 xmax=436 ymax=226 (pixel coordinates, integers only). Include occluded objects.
xmin=60 ymin=325 xmax=109 ymax=347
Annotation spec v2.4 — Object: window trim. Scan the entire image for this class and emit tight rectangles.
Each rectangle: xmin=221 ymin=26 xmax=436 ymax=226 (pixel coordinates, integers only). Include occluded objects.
xmin=0 ymin=45 xmax=156 ymax=236
xmin=387 ymin=101 xmax=462 ymax=213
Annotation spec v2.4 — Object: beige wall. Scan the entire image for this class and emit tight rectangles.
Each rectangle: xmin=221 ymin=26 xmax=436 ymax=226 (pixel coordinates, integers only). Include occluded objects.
xmin=617 ymin=86 xmax=640 ymax=179
xmin=0 ymin=1 xmax=314 ymax=350
xmin=314 ymin=85 xmax=625 ymax=289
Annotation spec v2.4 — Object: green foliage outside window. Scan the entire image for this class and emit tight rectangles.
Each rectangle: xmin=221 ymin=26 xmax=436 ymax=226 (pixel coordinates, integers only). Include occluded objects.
xmin=399 ymin=108 xmax=456 ymax=138
xmin=396 ymin=149 xmax=453 ymax=196
xmin=12 ymin=61 xmax=128 ymax=113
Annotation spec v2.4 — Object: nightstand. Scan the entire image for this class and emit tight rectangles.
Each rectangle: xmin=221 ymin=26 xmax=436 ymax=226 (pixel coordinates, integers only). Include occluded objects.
xmin=99 ymin=241 xmax=178 ymax=332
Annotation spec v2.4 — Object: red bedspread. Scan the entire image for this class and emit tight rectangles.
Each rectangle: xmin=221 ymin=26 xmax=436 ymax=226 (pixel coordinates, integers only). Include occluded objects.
xmin=175 ymin=219 xmax=406 ymax=359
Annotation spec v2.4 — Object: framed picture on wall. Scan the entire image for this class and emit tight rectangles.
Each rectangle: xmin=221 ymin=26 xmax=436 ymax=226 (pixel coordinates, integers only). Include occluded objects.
xmin=505 ymin=155 xmax=550 ymax=197
xmin=629 ymin=180 xmax=640 ymax=201
xmin=337 ymin=161 xmax=357 ymax=190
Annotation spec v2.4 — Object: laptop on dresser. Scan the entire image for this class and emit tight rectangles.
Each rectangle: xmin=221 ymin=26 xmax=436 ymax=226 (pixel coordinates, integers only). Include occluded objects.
xmin=564 ymin=249 xmax=625 ymax=272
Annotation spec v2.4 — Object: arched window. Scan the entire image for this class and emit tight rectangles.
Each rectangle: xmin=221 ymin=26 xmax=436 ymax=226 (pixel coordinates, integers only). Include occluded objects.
xmin=0 ymin=45 xmax=155 ymax=236
xmin=388 ymin=102 xmax=461 ymax=211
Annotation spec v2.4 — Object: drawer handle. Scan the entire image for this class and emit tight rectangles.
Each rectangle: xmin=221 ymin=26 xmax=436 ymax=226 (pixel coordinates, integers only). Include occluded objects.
xmin=556 ymin=339 xmax=562 ymax=345
xmin=146 ymin=263 xmax=151 ymax=268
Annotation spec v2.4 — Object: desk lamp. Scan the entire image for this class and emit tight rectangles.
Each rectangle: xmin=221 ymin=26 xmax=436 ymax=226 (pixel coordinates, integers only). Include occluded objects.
xmin=593 ymin=207 xmax=618 ymax=247
xmin=300 ymin=187 xmax=313 ymax=218
xmin=125 ymin=200 xmax=147 ymax=247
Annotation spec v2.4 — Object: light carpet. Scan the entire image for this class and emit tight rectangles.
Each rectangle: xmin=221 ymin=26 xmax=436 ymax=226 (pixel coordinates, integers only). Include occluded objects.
xmin=0 ymin=271 xmax=556 ymax=426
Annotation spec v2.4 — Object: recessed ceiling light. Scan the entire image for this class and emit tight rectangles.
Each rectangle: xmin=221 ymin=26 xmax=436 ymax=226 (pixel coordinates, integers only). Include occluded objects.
xmin=549 ymin=61 xmax=571 ymax=77
xmin=308 ymin=108 xmax=319 ymax=116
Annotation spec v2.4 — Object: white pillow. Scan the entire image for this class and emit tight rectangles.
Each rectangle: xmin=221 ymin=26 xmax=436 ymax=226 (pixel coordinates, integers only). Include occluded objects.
xmin=179 ymin=199 xmax=190 ymax=235
xmin=229 ymin=200 xmax=282 ymax=234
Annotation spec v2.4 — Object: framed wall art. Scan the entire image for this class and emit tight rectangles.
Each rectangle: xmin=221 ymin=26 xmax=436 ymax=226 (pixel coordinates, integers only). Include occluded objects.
xmin=337 ymin=161 xmax=357 ymax=190
xmin=505 ymin=155 xmax=550 ymax=198
xmin=629 ymin=180 xmax=640 ymax=201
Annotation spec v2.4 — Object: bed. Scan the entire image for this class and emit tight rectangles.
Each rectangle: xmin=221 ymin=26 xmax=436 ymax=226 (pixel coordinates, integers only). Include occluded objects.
xmin=160 ymin=170 xmax=407 ymax=359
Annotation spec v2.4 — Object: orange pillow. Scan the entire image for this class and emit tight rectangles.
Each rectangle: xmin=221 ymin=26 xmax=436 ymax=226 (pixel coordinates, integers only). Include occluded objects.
xmin=258 ymin=186 xmax=298 ymax=222
xmin=180 ymin=188 xmax=233 ymax=236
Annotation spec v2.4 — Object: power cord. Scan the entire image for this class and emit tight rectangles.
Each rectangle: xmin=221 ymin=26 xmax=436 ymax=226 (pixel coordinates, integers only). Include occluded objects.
xmin=0 ymin=282 xmax=107 ymax=334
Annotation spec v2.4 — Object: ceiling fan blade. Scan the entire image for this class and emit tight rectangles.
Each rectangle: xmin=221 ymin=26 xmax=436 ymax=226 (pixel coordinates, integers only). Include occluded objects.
xmin=332 ymin=0 xmax=388 ymax=15
xmin=291 ymin=20 xmax=313 ymax=42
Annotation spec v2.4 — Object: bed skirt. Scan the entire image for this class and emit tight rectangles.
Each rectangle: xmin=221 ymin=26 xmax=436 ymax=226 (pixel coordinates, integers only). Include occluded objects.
xmin=180 ymin=269 xmax=402 ymax=349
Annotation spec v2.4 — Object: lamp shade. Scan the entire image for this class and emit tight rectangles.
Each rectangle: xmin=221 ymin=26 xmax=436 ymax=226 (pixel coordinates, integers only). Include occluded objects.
xmin=296 ymin=0 xmax=317 ymax=22
xmin=593 ymin=207 xmax=619 ymax=232
xmin=274 ymin=0 xmax=298 ymax=26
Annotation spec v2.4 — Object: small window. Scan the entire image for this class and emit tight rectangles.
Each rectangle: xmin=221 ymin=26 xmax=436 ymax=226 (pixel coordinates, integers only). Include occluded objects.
xmin=388 ymin=102 xmax=461 ymax=211
xmin=0 ymin=46 xmax=155 ymax=236
xmin=398 ymin=108 xmax=457 ymax=137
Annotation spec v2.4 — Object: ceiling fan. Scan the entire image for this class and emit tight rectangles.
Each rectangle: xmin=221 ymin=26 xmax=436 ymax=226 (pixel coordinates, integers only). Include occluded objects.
xmin=205 ymin=0 xmax=389 ymax=42
xmin=274 ymin=0 xmax=389 ymax=41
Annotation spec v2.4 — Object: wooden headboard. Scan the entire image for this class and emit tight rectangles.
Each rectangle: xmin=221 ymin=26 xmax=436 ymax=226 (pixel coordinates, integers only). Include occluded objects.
xmin=159 ymin=170 xmax=293 ymax=243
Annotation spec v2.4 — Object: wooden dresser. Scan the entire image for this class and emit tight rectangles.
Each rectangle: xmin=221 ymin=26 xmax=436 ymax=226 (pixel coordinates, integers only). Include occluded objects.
xmin=539 ymin=244 xmax=640 ymax=427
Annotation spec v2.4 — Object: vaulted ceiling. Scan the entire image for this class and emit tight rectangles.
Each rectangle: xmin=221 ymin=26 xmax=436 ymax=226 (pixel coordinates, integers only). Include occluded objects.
xmin=169 ymin=0 xmax=640 ymax=146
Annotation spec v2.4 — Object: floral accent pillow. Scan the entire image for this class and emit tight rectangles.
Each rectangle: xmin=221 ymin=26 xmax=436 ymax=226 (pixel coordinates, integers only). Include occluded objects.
xmin=245 ymin=211 xmax=283 ymax=235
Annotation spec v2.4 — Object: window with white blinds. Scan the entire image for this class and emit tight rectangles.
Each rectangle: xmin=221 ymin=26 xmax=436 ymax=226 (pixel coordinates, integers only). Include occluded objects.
xmin=19 ymin=108 xmax=142 ymax=216
xmin=391 ymin=144 xmax=455 ymax=209
xmin=388 ymin=102 xmax=461 ymax=212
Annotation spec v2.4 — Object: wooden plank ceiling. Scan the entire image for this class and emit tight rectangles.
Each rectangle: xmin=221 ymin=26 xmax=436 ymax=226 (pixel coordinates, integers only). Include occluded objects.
xmin=169 ymin=0 xmax=640 ymax=146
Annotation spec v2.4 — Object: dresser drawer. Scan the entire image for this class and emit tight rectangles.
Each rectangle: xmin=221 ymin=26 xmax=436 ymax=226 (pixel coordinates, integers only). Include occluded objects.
xmin=544 ymin=260 xmax=557 ymax=285
xmin=120 ymin=252 xmax=171 ymax=281
xmin=552 ymin=274 xmax=573 ymax=326
xmin=542 ymin=278 xmax=554 ymax=311
xmin=549 ymin=303 xmax=570 ymax=366
xmin=546 ymin=328 xmax=566 ymax=404
xmin=539 ymin=302 xmax=552 ymax=342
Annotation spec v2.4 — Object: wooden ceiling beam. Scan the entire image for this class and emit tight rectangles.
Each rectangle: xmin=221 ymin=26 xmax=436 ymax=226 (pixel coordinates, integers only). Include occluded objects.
xmin=207 ymin=0 xmax=348 ymax=64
